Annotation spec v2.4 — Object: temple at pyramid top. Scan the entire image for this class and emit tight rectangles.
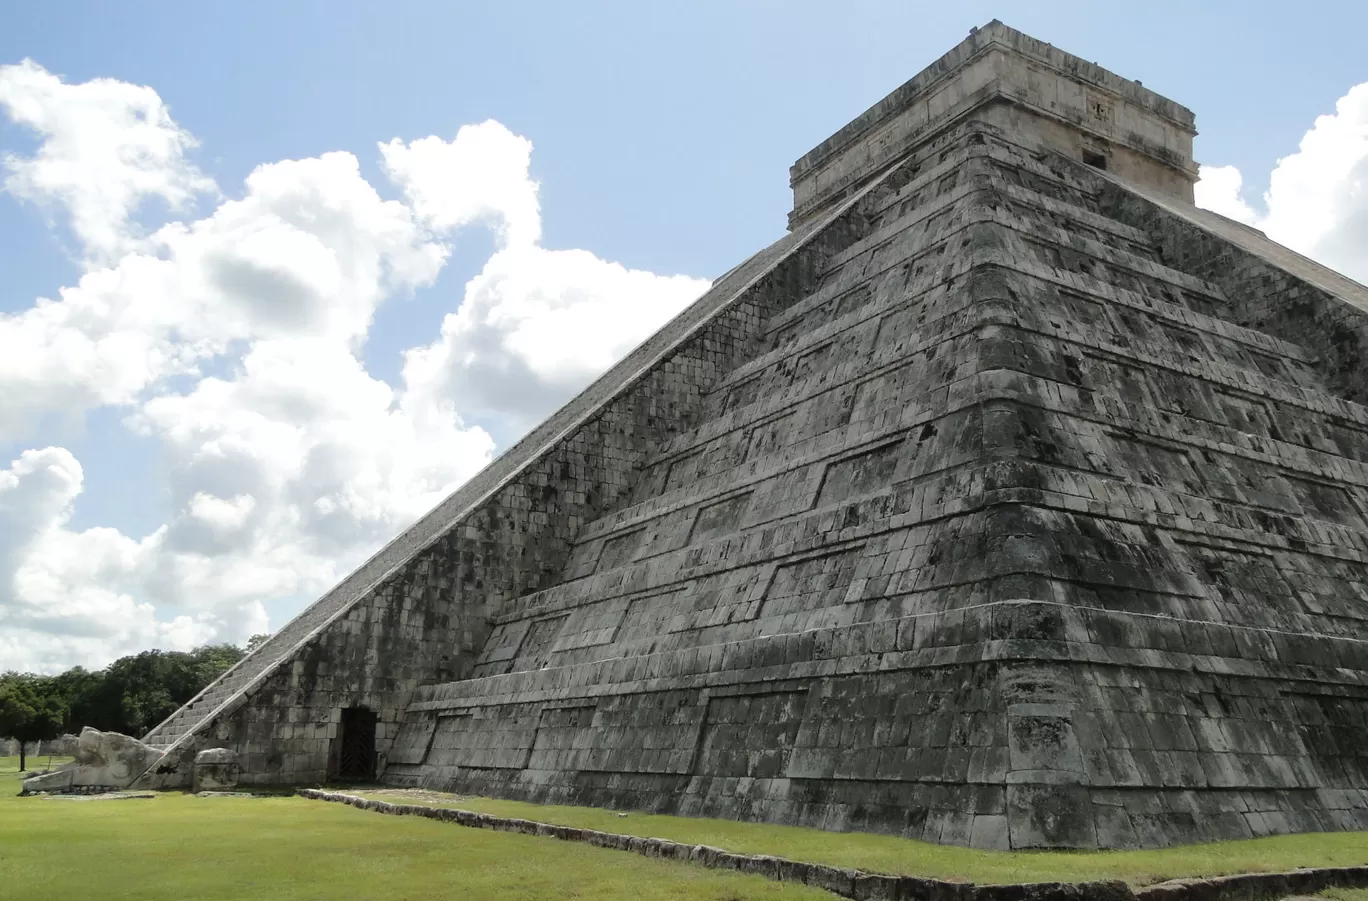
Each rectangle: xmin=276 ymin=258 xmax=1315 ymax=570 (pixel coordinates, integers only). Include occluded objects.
xmin=789 ymin=20 xmax=1198 ymax=229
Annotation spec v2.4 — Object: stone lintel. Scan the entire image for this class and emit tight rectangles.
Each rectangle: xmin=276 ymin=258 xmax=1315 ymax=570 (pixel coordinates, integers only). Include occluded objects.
xmin=788 ymin=19 xmax=1198 ymax=229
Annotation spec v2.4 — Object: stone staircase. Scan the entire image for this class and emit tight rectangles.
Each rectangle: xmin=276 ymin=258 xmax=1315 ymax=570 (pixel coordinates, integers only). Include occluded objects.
xmin=141 ymin=593 xmax=354 ymax=750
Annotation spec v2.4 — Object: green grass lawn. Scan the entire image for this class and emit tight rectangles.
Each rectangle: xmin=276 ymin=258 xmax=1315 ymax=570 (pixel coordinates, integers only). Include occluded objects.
xmin=0 ymin=757 xmax=827 ymax=901
xmin=9 ymin=753 xmax=1368 ymax=901
xmin=4 ymin=753 xmax=73 ymax=775
xmin=354 ymin=788 xmax=1368 ymax=889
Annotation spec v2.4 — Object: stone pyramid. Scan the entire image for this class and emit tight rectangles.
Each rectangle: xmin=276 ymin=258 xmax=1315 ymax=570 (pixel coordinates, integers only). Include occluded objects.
xmin=136 ymin=22 xmax=1368 ymax=851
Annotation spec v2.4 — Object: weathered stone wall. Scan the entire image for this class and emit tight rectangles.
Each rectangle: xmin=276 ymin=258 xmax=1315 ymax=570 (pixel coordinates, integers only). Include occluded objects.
xmin=1098 ymin=177 xmax=1368 ymax=410
xmin=386 ymin=128 xmax=1368 ymax=849
xmin=133 ymin=153 xmax=890 ymax=790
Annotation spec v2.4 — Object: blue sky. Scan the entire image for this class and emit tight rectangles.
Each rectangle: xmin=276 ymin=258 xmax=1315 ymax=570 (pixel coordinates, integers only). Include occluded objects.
xmin=2 ymin=0 xmax=1365 ymax=672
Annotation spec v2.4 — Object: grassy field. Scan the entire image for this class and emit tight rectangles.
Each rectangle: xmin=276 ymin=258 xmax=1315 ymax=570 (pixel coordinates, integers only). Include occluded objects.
xmin=356 ymin=788 xmax=1368 ymax=889
xmin=8 ymin=754 xmax=1368 ymax=901
xmin=0 ymin=757 xmax=826 ymax=901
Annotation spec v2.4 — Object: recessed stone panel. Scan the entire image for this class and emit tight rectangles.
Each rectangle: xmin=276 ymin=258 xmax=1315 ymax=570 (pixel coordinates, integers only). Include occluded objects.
xmin=387 ymin=712 xmax=437 ymax=766
xmin=689 ymin=493 xmax=754 ymax=545
xmin=516 ymin=615 xmax=568 ymax=671
xmin=757 ymin=548 xmax=862 ymax=621
xmin=596 ymin=530 xmax=644 ymax=573
xmin=742 ymin=414 xmax=795 ymax=462
xmin=816 ymin=441 xmax=903 ymax=508
xmin=694 ymin=691 xmax=807 ymax=778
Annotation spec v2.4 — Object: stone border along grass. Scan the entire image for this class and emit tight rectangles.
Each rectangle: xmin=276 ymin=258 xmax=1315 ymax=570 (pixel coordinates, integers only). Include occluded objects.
xmin=296 ymin=789 xmax=1368 ymax=901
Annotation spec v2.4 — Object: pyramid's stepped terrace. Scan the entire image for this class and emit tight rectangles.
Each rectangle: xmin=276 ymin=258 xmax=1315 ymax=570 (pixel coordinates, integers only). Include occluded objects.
xmin=379 ymin=128 xmax=1368 ymax=850
xmin=136 ymin=21 xmax=1368 ymax=851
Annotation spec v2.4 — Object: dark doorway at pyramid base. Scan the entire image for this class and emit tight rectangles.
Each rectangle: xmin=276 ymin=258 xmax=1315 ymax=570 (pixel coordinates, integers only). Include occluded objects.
xmin=335 ymin=707 xmax=377 ymax=781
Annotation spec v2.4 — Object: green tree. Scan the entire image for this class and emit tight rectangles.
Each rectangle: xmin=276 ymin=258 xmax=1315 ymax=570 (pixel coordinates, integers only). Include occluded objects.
xmin=246 ymin=633 xmax=270 ymax=653
xmin=1 ymin=640 xmax=250 ymax=745
xmin=97 ymin=644 xmax=247 ymax=737
xmin=191 ymin=643 xmax=247 ymax=684
xmin=48 ymin=666 xmax=104 ymax=733
xmin=0 ymin=678 xmax=66 ymax=771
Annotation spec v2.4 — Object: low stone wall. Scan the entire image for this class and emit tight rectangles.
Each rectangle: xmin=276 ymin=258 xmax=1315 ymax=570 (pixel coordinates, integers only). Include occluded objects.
xmin=297 ymin=789 xmax=1368 ymax=901
xmin=1 ymin=735 xmax=79 ymax=759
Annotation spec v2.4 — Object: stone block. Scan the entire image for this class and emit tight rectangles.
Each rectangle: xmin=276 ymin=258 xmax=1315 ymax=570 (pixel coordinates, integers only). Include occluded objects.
xmin=969 ymin=814 xmax=1011 ymax=851
xmin=1007 ymin=784 xmax=1099 ymax=849
xmin=193 ymin=748 xmax=241 ymax=793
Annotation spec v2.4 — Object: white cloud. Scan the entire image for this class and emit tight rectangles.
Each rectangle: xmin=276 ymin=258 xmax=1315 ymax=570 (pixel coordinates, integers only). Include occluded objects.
xmin=130 ymin=337 xmax=495 ymax=603
xmin=1193 ymin=164 xmax=1260 ymax=226
xmin=171 ymin=152 xmax=449 ymax=343
xmin=404 ymin=244 xmax=709 ymax=433
xmin=1 ymin=64 xmax=708 ymax=673
xmin=0 ymin=150 xmax=448 ymax=439
xmin=0 ymin=447 xmax=223 ymax=674
xmin=383 ymin=128 xmax=709 ymax=436
xmin=1196 ymin=82 xmax=1368 ymax=283
xmin=0 ymin=59 xmax=216 ymax=265
xmin=381 ymin=120 xmax=542 ymax=248
xmin=188 ymin=493 xmax=256 ymax=536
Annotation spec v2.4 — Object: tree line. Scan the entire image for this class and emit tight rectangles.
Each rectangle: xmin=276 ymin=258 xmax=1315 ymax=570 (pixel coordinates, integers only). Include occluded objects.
xmin=1 ymin=636 xmax=266 ymax=771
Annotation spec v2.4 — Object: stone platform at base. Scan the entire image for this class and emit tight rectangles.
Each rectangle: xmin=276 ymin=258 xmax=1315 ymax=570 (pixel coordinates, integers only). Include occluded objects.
xmin=298 ymin=788 xmax=1368 ymax=901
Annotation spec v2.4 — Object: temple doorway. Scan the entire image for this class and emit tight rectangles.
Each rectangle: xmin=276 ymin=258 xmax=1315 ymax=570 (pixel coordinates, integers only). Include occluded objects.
xmin=336 ymin=707 xmax=377 ymax=781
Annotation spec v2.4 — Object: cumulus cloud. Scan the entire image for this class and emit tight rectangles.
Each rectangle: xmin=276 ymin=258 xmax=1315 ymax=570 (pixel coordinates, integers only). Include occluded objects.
xmin=0 ymin=58 xmax=216 ymax=264
xmin=0 ymin=150 xmax=448 ymax=439
xmin=1196 ymin=82 xmax=1368 ymax=284
xmin=383 ymin=126 xmax=710 ymax=435
xmin=128 ymin=337 xmax=495 ymax=606
xmin=0 ymin=447 xmax=226 ymax=674
xmin=0 ymin=63 xmax=707 ymax=673
xmin=1193 ymin=164 xmax=1260 ymax=226
xmin=381 ymin=121 xmax=541 ymax=247
xmin=404 ymin=245 xmax=709 ymax=433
